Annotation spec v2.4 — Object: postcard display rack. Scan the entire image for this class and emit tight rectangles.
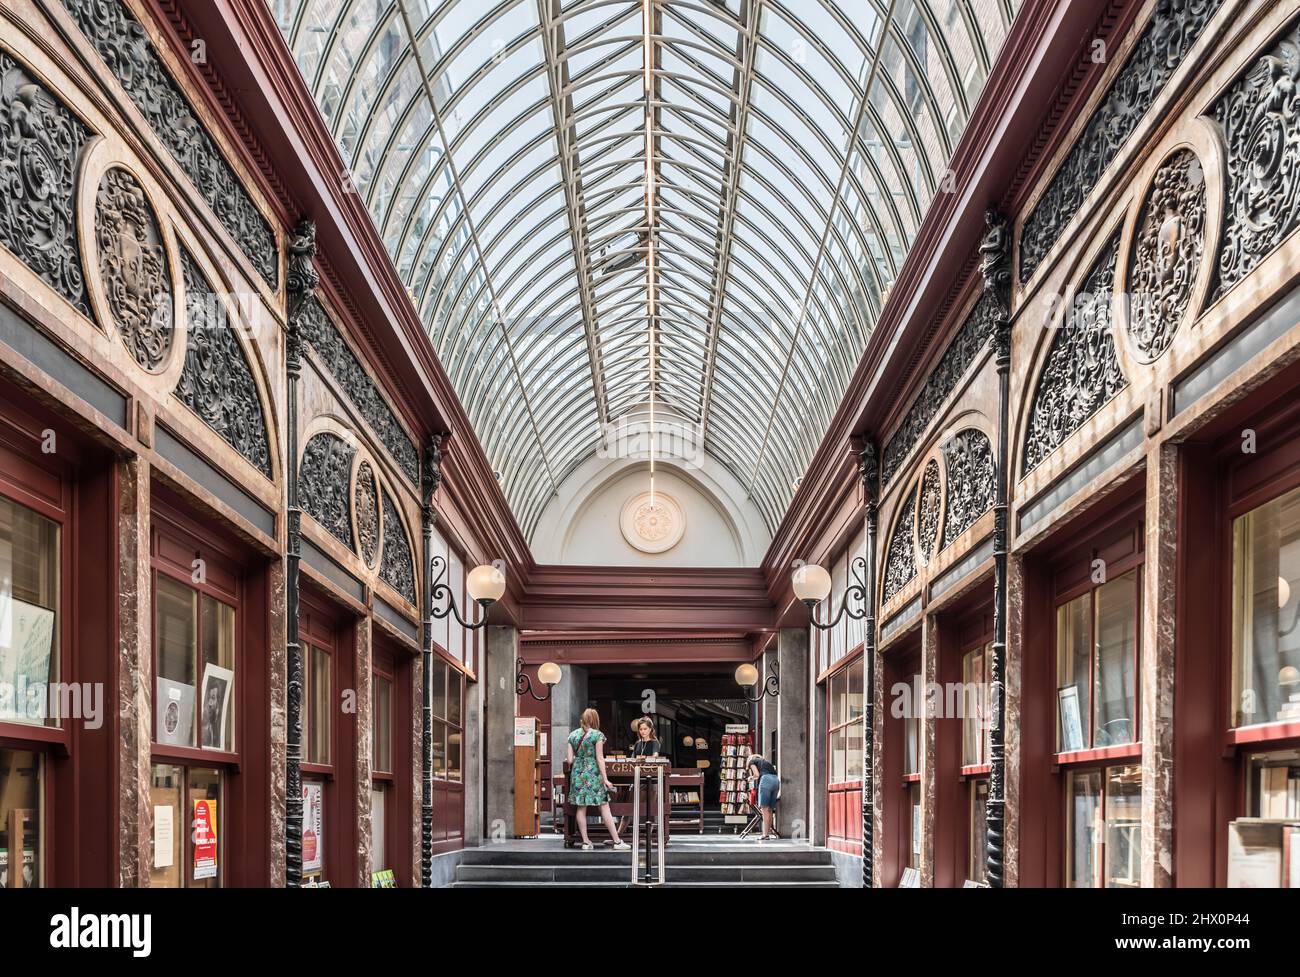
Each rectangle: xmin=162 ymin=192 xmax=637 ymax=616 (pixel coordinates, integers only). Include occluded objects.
xmin=720 ymin=724 xmax=754 ymax=829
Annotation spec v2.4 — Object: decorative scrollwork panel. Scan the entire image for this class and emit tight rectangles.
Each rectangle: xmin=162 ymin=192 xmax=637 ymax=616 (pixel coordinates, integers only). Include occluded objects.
xmin=298 ymin=296 xmax=419 ymax=484
xmin=882 ymin=489 xmax=918 ymax=604
xmin=0 ymin=52 xmax=94 ymax=318
xmin=355 ymin=460 xmax=379 ymax=569
xmin=1019 ymin=0 xmax=1222 ymax=284
xmin=917 ymin=460 xmax=941 ymax=564
xmin=1211 ymin=16 xmax=1300 ymax=300
xmin=1022 ymin=234 xmax=1127 ymax=475
xmin=1126 ymin=149 xmax=1206 ymax=361
xmin=941 ymin=429 xmax=995 ymax=550
xmin=882 ymin=293 xmax=998 ymax=487
xmin=380 ymin=488 xmax=416 ymax=606
xmin=299 ymin=431 xmax=355 ymax=549
xmin=59 ymin=0 xmax=279 ymax=288
xmin=174 ymin=247 xmax=272 ymax=477
xmin=95 ymin=167 xmax=172 ymax=370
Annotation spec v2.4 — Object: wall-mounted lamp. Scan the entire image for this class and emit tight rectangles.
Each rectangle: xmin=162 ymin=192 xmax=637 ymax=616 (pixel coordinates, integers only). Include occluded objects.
xmin=430 ymin=556 xmax=505 ymax=630
xmin=793 ymin=557 xmax=867 ymax=631
xmin=735 ymin=661 xmax=780 ymax=701
xmin=516 ymin=659 xmax=562 ymax=701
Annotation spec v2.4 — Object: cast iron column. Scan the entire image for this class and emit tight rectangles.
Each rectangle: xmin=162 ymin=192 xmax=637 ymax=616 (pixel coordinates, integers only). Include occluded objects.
xmin=860 ymin=440 xmax=879 ymax=888
xmin=284 ymin=220 xmax=318 ymax=888
xmin=980 ymin=208 xmax=1012 ymax=888
xmin=420 ymin=434 xmax=445 ymax=886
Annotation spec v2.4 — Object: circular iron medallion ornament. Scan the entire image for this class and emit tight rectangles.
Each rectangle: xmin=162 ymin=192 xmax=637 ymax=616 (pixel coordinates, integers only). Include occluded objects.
xmin=620 ymin=491 xmax=686 ymax=554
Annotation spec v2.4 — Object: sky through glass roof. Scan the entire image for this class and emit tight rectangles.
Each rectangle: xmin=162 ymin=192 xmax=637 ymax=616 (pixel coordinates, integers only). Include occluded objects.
xmin=273 ymin=0 xmax=1019 ymax=540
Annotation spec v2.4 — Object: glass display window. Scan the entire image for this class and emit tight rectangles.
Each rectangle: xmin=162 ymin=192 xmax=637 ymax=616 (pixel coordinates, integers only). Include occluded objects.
xmin=1231 ymin=485 xmax=1300 ymax=729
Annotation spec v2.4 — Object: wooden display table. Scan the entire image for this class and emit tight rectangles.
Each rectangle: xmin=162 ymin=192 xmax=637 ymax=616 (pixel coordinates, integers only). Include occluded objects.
xmin=556 ymin=756 xmax=672 ymax=850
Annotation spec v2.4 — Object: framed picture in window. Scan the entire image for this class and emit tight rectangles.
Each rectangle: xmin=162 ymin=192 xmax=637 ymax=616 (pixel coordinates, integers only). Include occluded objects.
xmin=1058 ymin=685 xmax=1085 ymax=753
xmin=156 ymin=678 xmax=195 ymax=746
xmin=200 ymin=665 xmax=233 ymax=751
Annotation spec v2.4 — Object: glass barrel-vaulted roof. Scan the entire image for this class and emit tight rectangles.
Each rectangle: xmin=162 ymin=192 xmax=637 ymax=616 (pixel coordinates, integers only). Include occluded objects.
xmin=272 ymin=0 xmax=1019 ymax=539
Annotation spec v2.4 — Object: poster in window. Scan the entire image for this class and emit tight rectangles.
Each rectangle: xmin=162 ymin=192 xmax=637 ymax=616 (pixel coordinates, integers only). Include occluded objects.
xmin=1057 ymin=685 xmax=1085 ymax=753
xmin=156 ymin=678 xmax=195 ymax=746
xmin=303 ymin=781 xmax=324 ymax=875
xmin=0 ymin=597 xmax=55 ymax=723
xmin=192 ymin=798 xmax=218 ymax=880
xmin=200 ymin=664 xmax=234 ymax=751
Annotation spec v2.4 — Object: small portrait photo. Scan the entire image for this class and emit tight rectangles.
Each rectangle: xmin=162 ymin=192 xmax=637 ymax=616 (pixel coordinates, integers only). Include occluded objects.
xmin=200 ymin=664 xmax=234 ymax=751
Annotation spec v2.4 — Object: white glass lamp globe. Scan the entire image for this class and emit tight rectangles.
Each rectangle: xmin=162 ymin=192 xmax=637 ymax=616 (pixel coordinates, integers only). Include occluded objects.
xmin=467 ymin=564 xmax=506 ymax=603
xmin=735 ymin=663 xmax=760 ymax=688
xmin=537 ymin=661 xmax=563 ymax=687
xmin=793 ymin=563 xmax=832 ymax=604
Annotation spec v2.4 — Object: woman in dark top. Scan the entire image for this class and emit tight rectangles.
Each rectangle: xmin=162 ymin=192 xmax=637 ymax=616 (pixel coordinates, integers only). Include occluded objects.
xmin=748 ymin=754 xmax=780 ymax=840
xmin=631 ymin=716 xmax=660 ymax=757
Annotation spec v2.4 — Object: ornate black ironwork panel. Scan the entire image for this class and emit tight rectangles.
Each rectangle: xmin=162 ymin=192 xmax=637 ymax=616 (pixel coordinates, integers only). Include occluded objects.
xmin=95 ymin=167 xmax=172 ymax=369
xmin=917 ymin=459 xmax=941 ymax=563
xmin=380 ymin=487 xmax=417 ymax=606
xmin=60 ymin=0 xmax=279 ymax=288
xmin=941 ymin=428 xmax=995 ymax=550
xmin=355 ymin=459 xmax=379 ymax=568
xmin=881 ymin=293 xmax=998 ymax=487
xmin=175 ymin=247 xmax=272 ymax=476
xmin=1211 ymin=16 xmax=1300 ymax=300
xmin=882 ymin=489 xmax=917 ymax=604
xmin=1019 ymin=0 xmax=1222 ymax=284
xmin=299 ymin=431 xmax=355 ymax=549
xmin=298 ymin=296 xmax=419 ymax=484
xmin=1023 ymin=234 xmax=1127 ymax=475
xmin=0 ymin=52 xmax=94 ymax=318
xmin=1127 ymin=149 xmax=1206 ymax=360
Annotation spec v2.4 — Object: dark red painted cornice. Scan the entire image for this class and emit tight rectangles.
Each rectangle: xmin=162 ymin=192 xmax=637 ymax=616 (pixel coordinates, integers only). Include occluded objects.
xmin=520 ymin=565 xmax=774 ymax=632
xmin=761 ymin=0 xmax=1133 ymax=596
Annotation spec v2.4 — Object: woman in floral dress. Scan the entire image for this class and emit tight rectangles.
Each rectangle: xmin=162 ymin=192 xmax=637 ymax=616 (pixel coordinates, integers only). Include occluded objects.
xmin=566 ymin=708 xmax=629 ymax=851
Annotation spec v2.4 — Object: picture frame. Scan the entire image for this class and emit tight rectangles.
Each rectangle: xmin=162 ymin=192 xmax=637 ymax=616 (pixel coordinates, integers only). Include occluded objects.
xmin=155 ymin=677 xmax=195 ymax=746
xmin=1057 ymin=684 xmax=1085 ymax=753
xmin=199 ymin=664 xmax=234 ymax=752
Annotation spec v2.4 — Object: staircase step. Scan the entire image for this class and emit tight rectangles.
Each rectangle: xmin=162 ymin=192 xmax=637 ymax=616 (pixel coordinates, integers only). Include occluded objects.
xmin=454 ymin=864 xmax=837 ymax=884
xmin=458 ymin=847 xmax=831 ymax=867
xmin=450 ymin=880 xmax=840 ymax=889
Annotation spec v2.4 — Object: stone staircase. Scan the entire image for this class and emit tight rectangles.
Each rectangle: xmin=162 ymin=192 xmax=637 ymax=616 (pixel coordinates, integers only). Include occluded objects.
xmin=450 ymin=842 xmax=839 ymax=888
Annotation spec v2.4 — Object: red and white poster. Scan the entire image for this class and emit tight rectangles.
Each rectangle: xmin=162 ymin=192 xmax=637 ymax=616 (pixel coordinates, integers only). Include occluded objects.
xmin=192 ymin=798 xmax=218 ymax=881
xmin=303 ymin=782 xmax=324 ymax=874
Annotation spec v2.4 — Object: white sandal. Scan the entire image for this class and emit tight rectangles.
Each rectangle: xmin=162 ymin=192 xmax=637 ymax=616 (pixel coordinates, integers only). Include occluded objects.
xmin=580 ymin=842 xmax=594 ymax=850
xmin=612 ymin=841 xmax=630 ymax=850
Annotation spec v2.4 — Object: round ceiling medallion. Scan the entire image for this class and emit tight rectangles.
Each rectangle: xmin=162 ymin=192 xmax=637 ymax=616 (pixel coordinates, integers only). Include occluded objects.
xmin=620 ymin=491 xmax=686 ymax=554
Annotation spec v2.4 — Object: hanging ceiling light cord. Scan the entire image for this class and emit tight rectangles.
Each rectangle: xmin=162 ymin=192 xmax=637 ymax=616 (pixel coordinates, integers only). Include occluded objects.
xmin=644 ymin=0 xmax=658 ymax=506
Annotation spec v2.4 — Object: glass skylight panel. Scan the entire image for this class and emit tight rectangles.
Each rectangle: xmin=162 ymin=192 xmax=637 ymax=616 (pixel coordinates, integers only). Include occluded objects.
xmin=276 ymin=0 xmax=1020 ymax=537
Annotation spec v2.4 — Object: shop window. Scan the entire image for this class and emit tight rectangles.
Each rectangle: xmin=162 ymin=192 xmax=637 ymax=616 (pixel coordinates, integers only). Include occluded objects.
xmin=372 ymin=672 xmax=392 ymax=774
xmin=968 ymin=778 xmax=988 ymax=885
xmin=962 ymin=643 xmax=991 ymax=766
xmin=906 ymin=781 xmax=921 ymax=871
xmin=148 ymin=763 xmax=223 ymax=888
xmin=0 ymin=496 xmax=60 ymax=728
xmin=1064 ymin=763 xmax=1141 ymax=888
xmin=1056 ymin=569 xmax=1139 ymax=751
xmin=0 ymin=749 xmax=43 ymax=888
xmin=304 ymin=642 xmax=331 ymax=765
xmin=1231 ymin=485 xmax=1300 ymax=728
xmin=1245 ymin=750 xmax=1300 ymax=819
xmin=828 ymin=658 xmax=864 ymax=784
xmin=154 ymin=575 xmax=236 ymax=752
xmin=370 ymin=662 xmax=392 ymax=881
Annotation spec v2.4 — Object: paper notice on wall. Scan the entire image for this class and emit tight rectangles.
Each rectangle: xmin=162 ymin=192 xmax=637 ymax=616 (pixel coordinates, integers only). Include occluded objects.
xmin=153 ymin=805 xmax=174 ymax=869
xmin=514 ymin=716 xmax=536 ymax=747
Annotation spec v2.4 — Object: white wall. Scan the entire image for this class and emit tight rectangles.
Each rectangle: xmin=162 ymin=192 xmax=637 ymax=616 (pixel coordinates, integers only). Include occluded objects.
xmin=532 ymin=458 xmax=769 ymax=566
